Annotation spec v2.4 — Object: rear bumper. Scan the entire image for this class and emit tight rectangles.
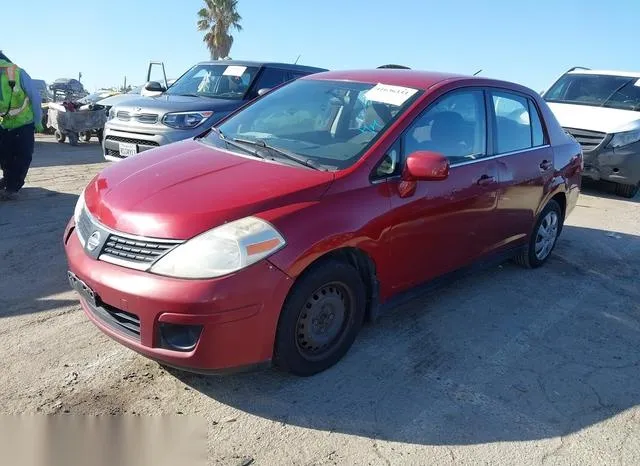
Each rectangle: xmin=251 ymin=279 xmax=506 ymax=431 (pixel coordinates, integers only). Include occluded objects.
xmin=582 ymin=141 xmax=640 ymax=186
xmin=63 ymin=219 xmax=294 ymax=373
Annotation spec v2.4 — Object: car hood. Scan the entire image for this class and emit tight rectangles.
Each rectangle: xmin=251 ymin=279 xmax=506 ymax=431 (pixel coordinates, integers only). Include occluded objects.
xmin=83 ymin=140 xmax=335 ymax=239
xmin=112 ymin=94 xmax=242 ymax=115
xmin=97 ymin=93 xmax=142 ymax=107
xmin=546 ymin=102 xmax=640 ymax=133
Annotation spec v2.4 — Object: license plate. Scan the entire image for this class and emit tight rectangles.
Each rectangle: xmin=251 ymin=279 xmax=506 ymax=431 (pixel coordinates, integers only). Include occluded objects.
xmin=68 ymin=271 xmax=98 ymax=307
xmin=119 ymin=142 xmax=137 ymax=156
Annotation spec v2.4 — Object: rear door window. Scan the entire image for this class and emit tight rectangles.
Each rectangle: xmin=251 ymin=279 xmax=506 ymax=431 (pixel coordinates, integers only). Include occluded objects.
xmin=491 ymin=91 xmax=533 ymax=154
xmin=254 ymin=68 xmax=291 ymax=94
xmin=491 ymin=90 xmax=546 ymax=153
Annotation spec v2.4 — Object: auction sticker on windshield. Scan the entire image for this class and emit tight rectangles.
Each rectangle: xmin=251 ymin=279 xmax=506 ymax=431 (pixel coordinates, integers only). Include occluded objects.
xmin=223 ymin=66 xmax=247 ymax=77
xmin=364 ymin=83 xmax=419 ymax=106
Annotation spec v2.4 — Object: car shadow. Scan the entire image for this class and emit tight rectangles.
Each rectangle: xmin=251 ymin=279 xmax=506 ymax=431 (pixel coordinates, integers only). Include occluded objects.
xmin=581 ymin=179 xmax=639 ymax=203
xmin=173 ymin=224 xmax=640 ymax=446
xmin=30 ymin=137 xmax=106 ymax=169
xmin=0 ymin=187 xmax=80 ymax=318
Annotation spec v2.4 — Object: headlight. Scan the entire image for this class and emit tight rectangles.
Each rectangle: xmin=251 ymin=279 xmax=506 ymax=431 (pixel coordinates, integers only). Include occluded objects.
xmin=74 ymin=188 xmax=85 ymax=224
xmin=150 ymin=216 xmax=286 ymax=279
xmin=162 ymin=111 xmax=213 ymax=129
xmin=607 ymin=129 xmax=640 ymax=149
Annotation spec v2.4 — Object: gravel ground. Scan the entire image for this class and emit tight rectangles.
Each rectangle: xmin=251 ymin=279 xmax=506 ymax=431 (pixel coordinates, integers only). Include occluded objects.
xmin=1 ymin=135 xmax=639 ymax=465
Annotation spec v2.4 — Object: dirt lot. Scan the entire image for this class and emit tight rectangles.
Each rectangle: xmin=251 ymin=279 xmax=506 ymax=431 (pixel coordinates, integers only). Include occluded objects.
xmin=1 ymin=135 xmax=639 ymax=465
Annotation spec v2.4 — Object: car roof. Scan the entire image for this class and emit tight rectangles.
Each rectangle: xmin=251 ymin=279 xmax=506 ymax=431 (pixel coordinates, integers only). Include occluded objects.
xmin=568 ymin=69 xmax=640 ymax=79
xmin=302 ymin=69 xmax=476 ymax=90
xmin=195 ymin=60 xmax=327 ymax=73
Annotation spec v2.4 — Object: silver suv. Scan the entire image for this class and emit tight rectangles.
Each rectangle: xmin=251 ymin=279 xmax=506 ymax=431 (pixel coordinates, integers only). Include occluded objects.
xmin=102 ymin=60 xmax=327 ymax=162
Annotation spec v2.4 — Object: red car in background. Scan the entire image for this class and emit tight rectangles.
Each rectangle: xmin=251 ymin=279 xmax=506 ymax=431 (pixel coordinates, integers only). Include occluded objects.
xmin=64 ymin=69 xmax=582 ymax=376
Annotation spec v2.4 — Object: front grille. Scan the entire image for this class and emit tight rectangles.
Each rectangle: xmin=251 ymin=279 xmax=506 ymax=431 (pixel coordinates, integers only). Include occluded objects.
xmin=105 ymin=135 xmax=160 ymax=146
xmin=76 ymin=207 xmax=93 ymax=244
xmin=116 ymin=111 xmax=158 ymax=124
xmin=89 ymin=299 xmax=141 ymax=340
xmin=101 ymin=234 xmax=179 ymax=265
xmin=563 ymin=127 xmax=607 ymax=152
xmin=105 ymin=148 xmax=125 ymax=159
xmin=136 ymin=114 xmax=158 ymax=124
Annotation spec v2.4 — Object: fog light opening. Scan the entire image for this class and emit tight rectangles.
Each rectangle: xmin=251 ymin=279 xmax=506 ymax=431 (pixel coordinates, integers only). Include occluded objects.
xmin=159 ymin=323 xmax=203 ymax=351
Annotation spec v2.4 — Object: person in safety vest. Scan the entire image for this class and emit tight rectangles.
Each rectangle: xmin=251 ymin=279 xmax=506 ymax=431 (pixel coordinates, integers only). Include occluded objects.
xmin=0 ymin=50 xmax=43 ymax=201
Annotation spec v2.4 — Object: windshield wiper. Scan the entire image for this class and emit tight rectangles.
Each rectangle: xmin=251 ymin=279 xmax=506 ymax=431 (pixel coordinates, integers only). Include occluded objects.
xmin=208 ymin=128 xmax=264 ymax=159
xmin=232 ymin=138 xmax=321 ymax=170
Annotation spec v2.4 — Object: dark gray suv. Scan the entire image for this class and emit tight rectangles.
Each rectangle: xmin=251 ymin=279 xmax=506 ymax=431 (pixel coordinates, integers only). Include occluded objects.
xmin=102 ymin=60 xmax=327 ymax=162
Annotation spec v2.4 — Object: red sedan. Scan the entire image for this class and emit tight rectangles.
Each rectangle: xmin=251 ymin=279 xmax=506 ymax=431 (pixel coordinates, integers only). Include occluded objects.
xmin=64 ymin=69 xmax=582 ymax=376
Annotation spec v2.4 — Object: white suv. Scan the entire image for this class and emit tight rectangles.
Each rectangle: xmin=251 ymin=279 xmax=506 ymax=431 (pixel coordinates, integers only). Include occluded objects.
xmin=542 ymin=67 xmax=640 ymax=198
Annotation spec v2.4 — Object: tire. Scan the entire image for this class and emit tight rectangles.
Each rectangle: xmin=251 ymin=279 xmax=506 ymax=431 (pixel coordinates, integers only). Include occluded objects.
xmin=68 ymin=132 xmax=79 ymax=146
xmin=514 ymin=199 xmax=562 ymax=269
xmin=615 ymin=182 xmax=639 ymax=199
xmin=274 ymin=260 xmax=366 ymax=376
xmin=54 ymin=130 xmax=66 ymax=143
xmin=82 ymin=132 xmax=91 ymax=142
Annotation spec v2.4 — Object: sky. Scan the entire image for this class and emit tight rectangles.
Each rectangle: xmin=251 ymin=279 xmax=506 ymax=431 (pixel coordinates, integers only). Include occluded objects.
xmin=4 ymin=0 xmax=639 ymax=93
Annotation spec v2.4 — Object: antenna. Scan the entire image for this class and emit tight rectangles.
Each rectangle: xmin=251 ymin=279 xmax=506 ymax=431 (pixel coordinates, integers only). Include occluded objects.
xmin=473 ymin=69 xmax=482 ymax=76
xmin=294 ymin=54 xmax=301 ymax=64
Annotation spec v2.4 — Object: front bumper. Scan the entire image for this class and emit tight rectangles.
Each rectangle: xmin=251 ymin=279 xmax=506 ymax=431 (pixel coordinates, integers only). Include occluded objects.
xmin=63 ymin=219 xmax=294 ymax=373
xmin=102 ymin=122 xmax=206 ymax=162
xmin=581 ymin=140 xmax=640 ymax=186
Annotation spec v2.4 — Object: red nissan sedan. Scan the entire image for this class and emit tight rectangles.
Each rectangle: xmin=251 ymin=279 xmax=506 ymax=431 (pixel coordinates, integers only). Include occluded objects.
xmin=64 ymin=69 xmax=582 ymax=376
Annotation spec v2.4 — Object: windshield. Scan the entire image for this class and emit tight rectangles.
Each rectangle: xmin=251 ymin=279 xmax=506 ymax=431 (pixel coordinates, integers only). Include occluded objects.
xmin=165 ymin=63 xmax=259 ymax=100
xmin=544 ymin=74 xmax=640 ymax=111
xmin=205 ymin=79 xmax=422 ymax=170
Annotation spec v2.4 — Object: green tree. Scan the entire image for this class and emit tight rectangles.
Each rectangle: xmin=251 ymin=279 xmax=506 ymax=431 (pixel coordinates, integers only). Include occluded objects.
xmin=197 ymin=0 xmax=242 ymax=60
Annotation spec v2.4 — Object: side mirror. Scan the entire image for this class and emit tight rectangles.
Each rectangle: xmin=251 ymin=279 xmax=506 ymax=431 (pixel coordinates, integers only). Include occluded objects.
xmin=144 ymin=81 xmax=166 ymax=93
xmin=402 ymin=151 xmax=449 ymax=181
xmin=257 ymin=88 xmax=271 ymax=96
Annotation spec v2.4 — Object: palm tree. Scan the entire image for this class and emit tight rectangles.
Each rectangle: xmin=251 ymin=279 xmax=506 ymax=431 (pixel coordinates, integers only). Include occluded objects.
xmin=197 ymin=0 xmax=243 ymax=60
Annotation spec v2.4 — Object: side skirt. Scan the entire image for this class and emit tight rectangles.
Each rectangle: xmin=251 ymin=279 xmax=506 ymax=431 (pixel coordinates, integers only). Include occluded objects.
xmin=369 ymin=245 xmax=526 ymax=322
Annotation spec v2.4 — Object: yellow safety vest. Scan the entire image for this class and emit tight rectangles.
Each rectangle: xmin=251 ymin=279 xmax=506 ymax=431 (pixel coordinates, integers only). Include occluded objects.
xmin=0 ymin=60 xmax=34 ymax=129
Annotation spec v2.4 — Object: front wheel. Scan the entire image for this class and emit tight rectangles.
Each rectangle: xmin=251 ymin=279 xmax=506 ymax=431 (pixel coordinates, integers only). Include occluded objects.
xmin=274 ymin=260 xmax=366 ymax=376
xmin=615 ymin=182 xmax=639 ymax=199
xmin=514 ymin=199 xmax=562 ymax=268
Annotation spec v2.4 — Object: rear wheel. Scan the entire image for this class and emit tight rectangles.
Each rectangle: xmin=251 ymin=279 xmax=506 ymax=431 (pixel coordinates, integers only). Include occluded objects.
xmin=514 ymin=199 xmax=562 ymax=268
xmin=54 ymin=130 xmax=66 ymax=143
xmin=274 ymin=260 xmax=366 ymax=376
xmin=82 ymin=132 xmax=91 ymax=142
xmin=615 ymin=182 xmax=639 ymax=199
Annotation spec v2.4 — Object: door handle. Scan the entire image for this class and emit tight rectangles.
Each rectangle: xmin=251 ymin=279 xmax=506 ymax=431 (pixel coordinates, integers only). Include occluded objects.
xmin=476 ymin=174 xmax=496 ymax=186
xmin=540 ymin=160 xmax=553 ymax=171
